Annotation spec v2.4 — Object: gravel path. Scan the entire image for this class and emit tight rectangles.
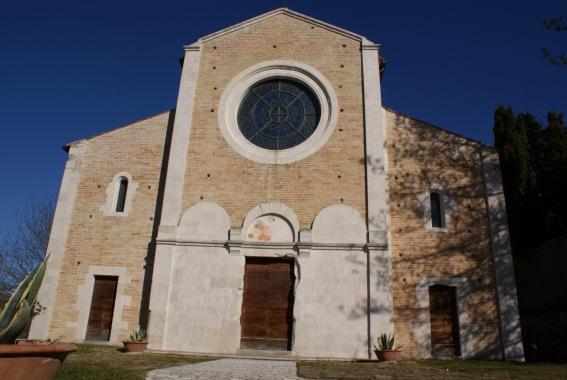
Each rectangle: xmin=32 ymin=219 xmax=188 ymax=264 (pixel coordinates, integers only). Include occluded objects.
xmin=146 ymin=358 xmax=306 ymax=380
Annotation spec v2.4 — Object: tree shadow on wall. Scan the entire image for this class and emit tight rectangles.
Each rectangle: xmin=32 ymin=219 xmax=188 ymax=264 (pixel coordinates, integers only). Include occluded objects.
xmin=339 ymin=111 xmax=520 ymax=360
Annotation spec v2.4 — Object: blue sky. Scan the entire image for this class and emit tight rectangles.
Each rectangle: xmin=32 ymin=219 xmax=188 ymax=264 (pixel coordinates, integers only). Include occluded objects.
xmin=1 ymin=0 xmax=565 ymax=231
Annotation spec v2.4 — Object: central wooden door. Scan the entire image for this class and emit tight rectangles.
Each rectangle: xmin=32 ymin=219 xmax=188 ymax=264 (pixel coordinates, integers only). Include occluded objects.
xmin=85 ymin=276 xmax=118 ymax=341
xmin=240 ymin=258 xmax=295 ymax=351
xmin=429 ymin=285 xmax=461 ymax=357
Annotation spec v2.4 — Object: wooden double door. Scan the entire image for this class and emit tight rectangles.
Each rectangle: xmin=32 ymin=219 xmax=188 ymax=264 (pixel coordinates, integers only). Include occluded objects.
xmin=429 ymin=285 xmax=461 ymax=357
xmin=240 ymin=258 xmax=295 ymax=351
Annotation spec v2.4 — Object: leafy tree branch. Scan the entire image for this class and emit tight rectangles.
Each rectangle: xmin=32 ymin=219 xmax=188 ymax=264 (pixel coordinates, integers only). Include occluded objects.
xmin=542 ymin=14 xmax=567 ymax=66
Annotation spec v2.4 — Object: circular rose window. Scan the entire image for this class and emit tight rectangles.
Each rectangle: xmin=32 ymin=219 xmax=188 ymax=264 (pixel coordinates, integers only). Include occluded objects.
xmin=237 ymin=80 xmax=321 ymax=150
xmin=218 ymin=61 xmax=339 ymax=164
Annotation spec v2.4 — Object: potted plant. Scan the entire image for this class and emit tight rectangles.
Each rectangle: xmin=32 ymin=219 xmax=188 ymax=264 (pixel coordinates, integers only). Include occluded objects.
xmin=0 ymin=256 xmax=77 ymax=380
xmin=123 ymin=328 xmax=148 ymax=353
xmin=373 ymin=333 xmax=403 ymax=361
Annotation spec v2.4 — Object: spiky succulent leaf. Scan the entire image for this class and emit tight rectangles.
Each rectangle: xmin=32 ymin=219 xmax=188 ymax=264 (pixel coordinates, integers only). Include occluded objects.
xmin=388 ymin=334 xmax=395 ymax=350
xmin=128 ymin=328 xmax=148 ymax=342
xmin=376 ymin=333 xmax=395 ymax=350
xmin=24 ymin=254 xmax=49 ymax=307
xmin=0 ymin=299 xmax=31 ymax=344
xmin=0 ymin=263 xmax=39 ymax=332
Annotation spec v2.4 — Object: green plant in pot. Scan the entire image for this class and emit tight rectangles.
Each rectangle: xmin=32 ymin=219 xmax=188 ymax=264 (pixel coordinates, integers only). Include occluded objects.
xmin=123 ymin=327 xmax=149 ymax=353
xmin=0 ymin=256 xmax=77 ymax=380
xmin=373 ymin=333 xmax=403 ymax=361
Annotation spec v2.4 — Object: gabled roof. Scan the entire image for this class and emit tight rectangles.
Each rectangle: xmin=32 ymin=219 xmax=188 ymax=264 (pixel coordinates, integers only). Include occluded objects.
xmin=383 ymin=107 xmax=494 ymax=150
xmin=62 ymin=109 xmax=174 ymax=152
xmin=185 ymin=8 xmax=375 ymax=49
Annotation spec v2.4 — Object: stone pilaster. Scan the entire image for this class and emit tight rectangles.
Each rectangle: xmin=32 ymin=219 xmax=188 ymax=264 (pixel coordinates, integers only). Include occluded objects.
xmin=362 ymin=40 xmax=393 ymax=357
xmin=482 ymin=150 xmax=525 ymax=362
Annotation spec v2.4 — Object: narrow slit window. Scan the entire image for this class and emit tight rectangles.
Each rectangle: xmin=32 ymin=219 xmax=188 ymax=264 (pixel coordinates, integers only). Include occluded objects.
xmin=430 ymin=192 xmax=443 ymax=228
xmin=115 ymin=178 xmax=128 ymax=212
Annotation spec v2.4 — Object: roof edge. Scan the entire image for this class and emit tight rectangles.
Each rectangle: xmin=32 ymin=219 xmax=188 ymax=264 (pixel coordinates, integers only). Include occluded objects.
xmin=383 ymin=106 xmax=495 ymax=150
xmin=62 ymin=109 xmax=175 ymax=151
xmin=184 ymin=8 xmax=373 ymax=48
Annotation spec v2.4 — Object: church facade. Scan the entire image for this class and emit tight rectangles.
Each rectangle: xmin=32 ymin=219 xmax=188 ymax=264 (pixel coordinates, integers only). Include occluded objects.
xmin=30 ymin=9 xmax=524 ymax=361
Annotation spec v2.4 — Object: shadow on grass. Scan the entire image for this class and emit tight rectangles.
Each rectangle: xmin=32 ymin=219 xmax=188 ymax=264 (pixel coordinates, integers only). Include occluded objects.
xmin=53 ymin=344 xmax=216 ymax=380
xmin=297 ymin=359 xmax=567 ymax=380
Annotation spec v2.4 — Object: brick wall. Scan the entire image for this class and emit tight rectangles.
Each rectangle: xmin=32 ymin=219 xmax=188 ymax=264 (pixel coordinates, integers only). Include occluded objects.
xmin=386 ymin=108 xmax=503 ymax=359
xmin=181 ymin=14 xmax=367 ymax=228
xmin=47 ymin=111 xmax=173 ymax=340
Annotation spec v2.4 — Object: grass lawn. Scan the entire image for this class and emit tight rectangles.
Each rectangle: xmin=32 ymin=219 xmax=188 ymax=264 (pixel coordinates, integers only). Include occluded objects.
xmin=54 ymin=344 xmax=214 ymax=380
xmin=297 ymin=359 xmax=567 ymax=379
xmin=54 ymin=345 xmax=567 ymax=379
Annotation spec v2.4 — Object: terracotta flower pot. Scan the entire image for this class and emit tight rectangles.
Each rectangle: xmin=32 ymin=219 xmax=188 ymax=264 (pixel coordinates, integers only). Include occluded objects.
xmin=123 ymin=341 xmax=148 ymax=353
xmin=0 ymin=343 xmax=77 ymax=380
xmin=374 ymin=349 xmax=402 ymax=361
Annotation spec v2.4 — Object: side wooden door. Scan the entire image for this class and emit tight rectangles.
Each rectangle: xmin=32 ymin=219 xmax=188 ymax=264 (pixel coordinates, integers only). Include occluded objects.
xmin=85 ymin=276 xmax=118 ymax=341
xmin=429 ymin=285 xmax=461 ymax=357
xmin=240 ymin=258 xmax=295 ymax=351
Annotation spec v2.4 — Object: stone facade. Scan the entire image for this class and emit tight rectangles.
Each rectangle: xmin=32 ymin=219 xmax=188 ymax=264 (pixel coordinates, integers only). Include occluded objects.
xmin=30 ymin=9 xmax=524 ymax=361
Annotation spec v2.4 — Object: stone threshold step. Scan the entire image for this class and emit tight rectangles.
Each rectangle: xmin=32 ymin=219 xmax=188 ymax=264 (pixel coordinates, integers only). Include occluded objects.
xmin=236 ymin=348 xmax=294 ymax=359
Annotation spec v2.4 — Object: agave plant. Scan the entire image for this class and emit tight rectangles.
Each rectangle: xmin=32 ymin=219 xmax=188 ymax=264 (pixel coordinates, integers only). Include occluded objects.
xmin=374 ymin=332 xmax=403 ymax=351
xmin=0 ymin=256 xmax=48 ymax=344
xmin=128 ymin=328 xmax=148 ymax=342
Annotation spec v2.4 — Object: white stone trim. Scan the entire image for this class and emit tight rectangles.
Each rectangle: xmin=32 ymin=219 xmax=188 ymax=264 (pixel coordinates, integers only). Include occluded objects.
xmin=218 ymin=60 xmax=339 ymax=164
xmin=160 ymin=46 xmax=202 ymax=226
xmin=417 ymin=184 xmax=456 ymax=231
xmin=74 ymin=266 xmax=131 ymax=343
xmin=413 ymin=277 xmax=473 ymax=359
xmin=30 ymin=141 xmax=86 ymax=339
xmin=100 ymin=172 xmax=138 ymax=216
xmin=481 ymin=150 xmax=525 ymax=361
xmin=362 ymin=43 xmax=393 ymax=358
xmin=148 ymin=244 xmax=175 ymax=350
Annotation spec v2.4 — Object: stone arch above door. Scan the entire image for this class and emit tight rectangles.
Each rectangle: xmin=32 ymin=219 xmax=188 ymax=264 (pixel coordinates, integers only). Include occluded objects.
xmin=312 ymin=204 xmax=366 ymax=244
xmin=177 ymin=202 xmax=230 ymax=241
xmin=242 ymin=202 xmax=299 ymax=243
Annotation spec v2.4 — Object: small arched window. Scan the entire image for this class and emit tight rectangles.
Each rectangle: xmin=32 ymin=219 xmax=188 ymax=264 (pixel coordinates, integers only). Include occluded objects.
xmin=430 ymin=192 xmax=443 ymax=228
xmin=115 ymin=178 xmax=128 ymax=212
